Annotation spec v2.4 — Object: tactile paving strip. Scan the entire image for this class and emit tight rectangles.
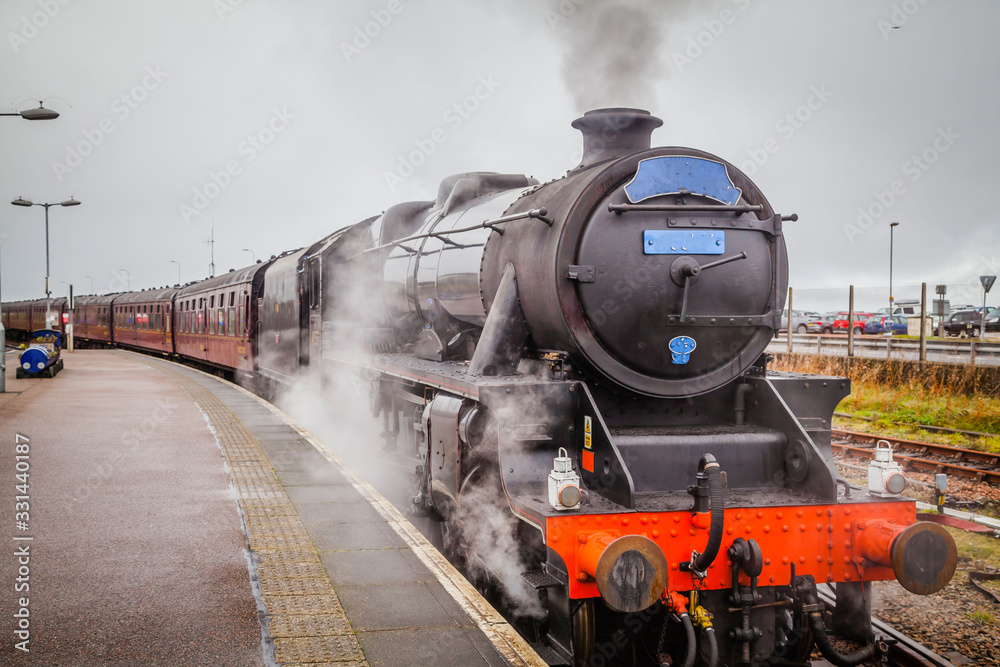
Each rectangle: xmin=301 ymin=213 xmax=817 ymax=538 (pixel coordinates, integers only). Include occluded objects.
xmin=147 ymin=361 xmax=369 ymax=666
xmin=274 ymin=635 xmax=364 ymax=663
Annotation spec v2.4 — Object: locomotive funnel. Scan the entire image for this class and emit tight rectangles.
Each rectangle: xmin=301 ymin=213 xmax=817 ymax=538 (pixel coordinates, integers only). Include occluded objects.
xmin=578 ymin=533 xmax=668 ymax=612
xmin=572 ymin=108 xmax=663 ymax=168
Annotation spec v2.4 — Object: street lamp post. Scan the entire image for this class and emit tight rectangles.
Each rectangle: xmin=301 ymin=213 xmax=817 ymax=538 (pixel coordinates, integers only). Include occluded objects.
xmin=241 ymin=248 xmax=256 ymax=264
xmin=11 ymin=196 xmax=81 ymax=329
xmin=169 ymin=260 xmax=180 ymax=286
xmin=889 ymin=222 xmax=900 ymax=318
xmin=0 ymin=235 xmax=4 ymax=393
xmin=0 ymin=102 xmax=59 ymax=121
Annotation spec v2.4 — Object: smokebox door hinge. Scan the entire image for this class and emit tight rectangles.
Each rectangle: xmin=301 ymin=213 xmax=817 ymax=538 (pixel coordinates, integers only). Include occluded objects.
xmin=566 ymin=265 xmax=596 ymax=283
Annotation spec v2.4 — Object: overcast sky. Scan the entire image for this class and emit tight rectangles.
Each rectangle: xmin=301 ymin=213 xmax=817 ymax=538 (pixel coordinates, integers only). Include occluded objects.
xmin=1 ymin=0 xmax=997 ymax=310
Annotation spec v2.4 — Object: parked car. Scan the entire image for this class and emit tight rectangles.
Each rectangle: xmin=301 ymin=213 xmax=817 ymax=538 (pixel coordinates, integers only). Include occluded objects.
xmin=875 ymin=302 xmax=921 ymax=317
xmin=831 ymin=312 xmax=873 ymax=335
xmin=942 ymin=310 xmax=984 ymax=338
xmin=863 ymin=315 xmax=908 ymax=335
xmin=777 ymin=309 xmax=812 ymax=334
xmin=807 ymin=312 xmax=838 ymax=334
xmin=986 ymin=309 xmax=1000 ymax=333
xmin=803 ymin=310 xmax=821 ymax=320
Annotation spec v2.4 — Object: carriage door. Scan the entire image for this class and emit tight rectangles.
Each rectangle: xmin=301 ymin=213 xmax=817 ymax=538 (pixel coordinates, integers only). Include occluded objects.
xmin=306 ymin=256 xmax=322 ymax=367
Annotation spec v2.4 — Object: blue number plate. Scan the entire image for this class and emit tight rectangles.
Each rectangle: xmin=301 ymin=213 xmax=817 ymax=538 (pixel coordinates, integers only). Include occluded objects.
xmin=644 ymin=230 xmax=724 ymax=255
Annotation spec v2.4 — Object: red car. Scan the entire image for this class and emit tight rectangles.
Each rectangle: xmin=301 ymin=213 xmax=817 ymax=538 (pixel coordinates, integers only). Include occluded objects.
xmin=831 ymin=312 xmax=872 ymax=336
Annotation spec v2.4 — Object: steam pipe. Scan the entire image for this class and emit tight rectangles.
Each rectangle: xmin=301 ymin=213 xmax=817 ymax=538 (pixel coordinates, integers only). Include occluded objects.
xmin=681 ymin=455 xmax=725 ymax=576
xmin=734 ymin=383 xmax=752 ymax=426
xmin=793 ymin=584 xmax=883 ymax=666
xmin=679 ymin=612 xmax=697 ymax=667
xmin=807 ymin=609 xmax=880 ymax=666
xmin=703 ymin=627 xmax=719 ymax=667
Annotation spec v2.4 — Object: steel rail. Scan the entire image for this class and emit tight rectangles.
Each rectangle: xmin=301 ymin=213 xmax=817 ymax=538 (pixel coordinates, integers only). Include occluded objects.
xmin=832 ymin=429 xmax=1000 ymax=483
xmin=831 ymin=442 xmax=1000 ymax=485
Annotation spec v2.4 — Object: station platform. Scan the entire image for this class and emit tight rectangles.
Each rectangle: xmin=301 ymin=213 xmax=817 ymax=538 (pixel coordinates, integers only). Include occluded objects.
xmin=0 ymin=349 xmax=544 ymax=666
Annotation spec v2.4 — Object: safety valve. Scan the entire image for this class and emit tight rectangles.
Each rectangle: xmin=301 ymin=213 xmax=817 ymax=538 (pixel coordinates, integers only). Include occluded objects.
xmin=548 ymin=447 xmax=581 ymax=511
xmin=868 ymin=440 xmax=906 ymax=496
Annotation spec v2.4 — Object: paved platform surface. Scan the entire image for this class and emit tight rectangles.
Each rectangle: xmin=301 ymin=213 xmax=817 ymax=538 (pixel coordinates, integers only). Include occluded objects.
xmin=0 ymin=349 xmax=542 ymax=666
xmin=0 ymin=348 xmax=262 ymax=665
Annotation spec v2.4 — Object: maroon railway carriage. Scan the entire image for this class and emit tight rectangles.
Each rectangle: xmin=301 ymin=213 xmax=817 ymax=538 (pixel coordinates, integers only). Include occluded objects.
xmin=173 ymin=265 xmax=265 ymax=378
xmin=112 ymin=288 xmax=178 ymax=354
xmin=2 ymin=300 xmax=34 ymax=338
xmin=29 ymin=297 xmax=68 ymax=334
xmin=73 ymin=294 xmax=118 ymax=346
xmin=2 ymin=298 xmax=66 ymax=344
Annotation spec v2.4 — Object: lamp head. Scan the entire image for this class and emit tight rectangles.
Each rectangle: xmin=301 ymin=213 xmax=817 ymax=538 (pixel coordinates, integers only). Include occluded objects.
xmin=20 ymin=103 xmax=59 ymax=121
xmin=11 ymin=197 xmax=32 ymax=207
xmin=60 ymin=197 xmax=80 ymax=207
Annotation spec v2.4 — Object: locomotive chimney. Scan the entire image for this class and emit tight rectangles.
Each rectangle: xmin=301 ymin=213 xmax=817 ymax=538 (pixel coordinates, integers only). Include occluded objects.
xmin=572 ymin=108 xmax=663 ymax=168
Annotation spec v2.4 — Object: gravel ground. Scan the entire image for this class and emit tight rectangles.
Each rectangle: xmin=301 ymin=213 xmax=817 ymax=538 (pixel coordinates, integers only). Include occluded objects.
xmin=833 ymin=456 xmax=1000 ymax=666
xmin=872 ymin=576 xmax=998 ymax=666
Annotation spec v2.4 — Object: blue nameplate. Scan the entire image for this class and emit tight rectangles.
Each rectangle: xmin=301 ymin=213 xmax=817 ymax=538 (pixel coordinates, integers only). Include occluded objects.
xmin=625 ymin=156 xmax=742 ymax=206
xmin=644 ymin=230 xmax=724 ymax=255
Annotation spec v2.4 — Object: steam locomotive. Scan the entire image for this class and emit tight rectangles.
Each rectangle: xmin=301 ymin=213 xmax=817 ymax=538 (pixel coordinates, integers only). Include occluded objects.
xmin=3 ymin=108 xmax=957 ymax=666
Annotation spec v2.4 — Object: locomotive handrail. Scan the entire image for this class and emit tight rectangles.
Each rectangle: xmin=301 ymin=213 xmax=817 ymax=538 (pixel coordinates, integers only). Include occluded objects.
xmin=361 ymin=207 xmax=552 ymax=255
xmin=609 ymin=202 xmax=764 ymax=213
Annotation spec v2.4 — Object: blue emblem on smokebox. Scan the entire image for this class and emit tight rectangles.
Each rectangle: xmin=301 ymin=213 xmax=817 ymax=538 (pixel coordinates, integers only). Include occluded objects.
xmin=668 ymin=336 xmax=697 ymax=364
xmin=625 ymin=156 xmax=742 ymax=206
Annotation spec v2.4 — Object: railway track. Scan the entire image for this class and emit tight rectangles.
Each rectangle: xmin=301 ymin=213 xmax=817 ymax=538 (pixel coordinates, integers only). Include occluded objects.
xmin=834 ymin=411 xmax=1000 ymax=440
xmin=831 ymin=429 xmax=1000 ymax=485
xmin=817 ymin=585 xmax=956 ymax=667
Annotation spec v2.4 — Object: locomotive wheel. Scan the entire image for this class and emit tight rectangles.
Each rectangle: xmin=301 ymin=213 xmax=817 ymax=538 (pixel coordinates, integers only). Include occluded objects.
xmin=572 ymin=599 xmax=595 ymax=667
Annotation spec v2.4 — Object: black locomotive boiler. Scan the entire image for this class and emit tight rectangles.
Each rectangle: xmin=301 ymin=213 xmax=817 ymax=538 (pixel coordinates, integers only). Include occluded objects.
xmin=294 ymin=108 xmax=957 ymax=666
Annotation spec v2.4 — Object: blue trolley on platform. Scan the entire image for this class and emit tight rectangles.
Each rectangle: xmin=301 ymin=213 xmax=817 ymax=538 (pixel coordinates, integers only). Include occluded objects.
xmin=16 ymin=330 xmax=64 ymax=379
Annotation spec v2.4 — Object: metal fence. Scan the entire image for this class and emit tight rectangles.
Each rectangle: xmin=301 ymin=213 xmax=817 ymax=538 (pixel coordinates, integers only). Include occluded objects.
xmin=768 ymin=334 xmax=1000 ymax=366
xmin=786 ymin=283 xmax=996 ymax=319
xmin=778 ymin=282 xmax=999 ymax=365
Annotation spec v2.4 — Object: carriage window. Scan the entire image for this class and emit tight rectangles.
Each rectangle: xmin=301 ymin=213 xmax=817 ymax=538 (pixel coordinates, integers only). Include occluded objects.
xmin=217 ymin=308 xmax=225 ymax=334
xmin=238 ymin=304 xmax=245 ymax=336
xmin=228 ymin=307 xmax=236 ymax=336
